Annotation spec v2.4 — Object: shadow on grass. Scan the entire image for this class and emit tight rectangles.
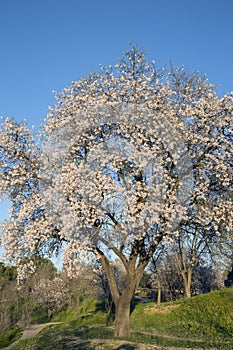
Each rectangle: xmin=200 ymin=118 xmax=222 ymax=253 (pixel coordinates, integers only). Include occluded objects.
xmin=47 ymin=342 xmax=133 ymax=350
xmin=116 ymin=345 xmax=135 ymax=350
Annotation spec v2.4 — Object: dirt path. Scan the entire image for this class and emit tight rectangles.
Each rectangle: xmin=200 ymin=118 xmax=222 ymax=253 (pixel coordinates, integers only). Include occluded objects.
xmin=20 ymin=322 xmax=63 ymax=340
xmin=1 ymin=323 xmax=63 ymax=349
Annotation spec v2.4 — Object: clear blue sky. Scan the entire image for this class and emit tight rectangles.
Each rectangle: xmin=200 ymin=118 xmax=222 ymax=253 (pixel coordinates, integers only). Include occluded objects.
xmin=1 ymin=0 xmax=233 ymax=126
xmin=0 ymin=0 xmax=233 ymax=220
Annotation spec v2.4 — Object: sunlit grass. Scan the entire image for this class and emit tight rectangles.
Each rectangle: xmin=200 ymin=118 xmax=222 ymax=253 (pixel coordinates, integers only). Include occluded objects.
xmin=131 ymin=288 xmax=233 ymax=347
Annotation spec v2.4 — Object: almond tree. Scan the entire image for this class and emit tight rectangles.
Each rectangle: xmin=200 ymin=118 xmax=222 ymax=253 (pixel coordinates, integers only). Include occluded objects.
xmin=0 ymin=47 xmax=232 ymax=337
xmin=32 ymin=277 xmax=69 ymax=319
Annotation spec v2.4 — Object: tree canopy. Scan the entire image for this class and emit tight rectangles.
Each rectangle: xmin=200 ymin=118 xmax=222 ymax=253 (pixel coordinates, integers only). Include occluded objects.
xmin=0 ymin=46 xmax=232 ymax=336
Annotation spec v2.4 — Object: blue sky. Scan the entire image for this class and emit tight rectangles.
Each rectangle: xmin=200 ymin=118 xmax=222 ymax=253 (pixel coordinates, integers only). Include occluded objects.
xmin=0 ymin=0 xmax=233 ymax=221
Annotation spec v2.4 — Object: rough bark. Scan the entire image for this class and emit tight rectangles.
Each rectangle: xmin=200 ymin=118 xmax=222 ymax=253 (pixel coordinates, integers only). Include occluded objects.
xmin=113 ymin=266 xmax=142 ymax=337
xmin=97 ymin=239 xmax=159 ymax=337
xmin=99 ymin=255 xmax=140 ymax=335
xmin=114 ymin=294 xmax=132 ymax=337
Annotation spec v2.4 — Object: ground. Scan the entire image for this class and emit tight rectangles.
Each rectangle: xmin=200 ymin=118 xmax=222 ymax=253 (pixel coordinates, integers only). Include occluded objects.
xmin=20 ymin=322 xmax=63 ymax=340
xmin=5 ymin=323 xmax=219 ymax=350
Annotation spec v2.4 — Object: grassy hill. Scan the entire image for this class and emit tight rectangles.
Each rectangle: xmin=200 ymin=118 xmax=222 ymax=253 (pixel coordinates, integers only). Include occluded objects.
xmin=2 ymin=288 xmax=233 ymax=349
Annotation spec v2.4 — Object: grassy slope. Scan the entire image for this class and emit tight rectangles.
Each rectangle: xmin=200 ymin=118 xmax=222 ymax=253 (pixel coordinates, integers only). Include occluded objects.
xmin=131 ymin=288 xmax=233 ymax=348
xmin=2 ymin=288 xmax=233 ymax=350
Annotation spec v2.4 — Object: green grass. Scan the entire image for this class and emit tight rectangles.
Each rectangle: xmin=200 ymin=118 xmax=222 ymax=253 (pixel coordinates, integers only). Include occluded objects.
xmin=0 ymin=326 xmax=22 ymax=348
xmin=51 ymin=295 xmax=108 ymax=328
xmin=5 ymin=323 xmax=231 ymax=350
xmin=3 ymin=288 xmax=233 ymax=349
xmin=52 ymin=295 xmax=105 ymax=325
xmin=131 ymin=288 xmax=233 ymax=348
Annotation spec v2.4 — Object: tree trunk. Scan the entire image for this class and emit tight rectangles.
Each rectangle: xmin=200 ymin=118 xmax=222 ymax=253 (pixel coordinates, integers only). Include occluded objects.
xmin=182 ymin=269 xmax=192 ymax=298
xmin=114 ymin=294 xmax=131 ymax=337
xmin=98 ymin=246 xmax=148 ymax=338
xmin=157 ymin=279 xmax=161 ymax=305
xmin=105 ymin=298 xmax=113 ymax=326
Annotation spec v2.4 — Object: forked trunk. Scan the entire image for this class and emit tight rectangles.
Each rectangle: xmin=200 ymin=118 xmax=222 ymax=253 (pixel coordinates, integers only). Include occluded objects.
xmin=98 ymin=246 xmax=149 ymax=338
xmin=114 ymin=294 xmax=131 ymax=337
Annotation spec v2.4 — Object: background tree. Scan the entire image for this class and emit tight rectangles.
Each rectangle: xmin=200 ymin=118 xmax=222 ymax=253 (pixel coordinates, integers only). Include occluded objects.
xmin=149 ymin=252 xmax=184 ymax=302
xmin=149 ymin=252 xmax=225 ymax=302
xmin=16 ymin=257 xmax=58 ymax=325
xmin=32 ymin=276 xmax=69 ymax=319
xmin=224 ymin=262 xmax=233 ymax=287
xmin=0 ymin=258 xmax=69 ymax=330
xmin=191 ymin=263 xmax=225 ymax=294
xmin=167 ymin=224 xmax=226 ymax=298
xmin=0 ymin=47 xmax=232 ymax=337
xmin=0 ymin=263 xmax=18 ymax=331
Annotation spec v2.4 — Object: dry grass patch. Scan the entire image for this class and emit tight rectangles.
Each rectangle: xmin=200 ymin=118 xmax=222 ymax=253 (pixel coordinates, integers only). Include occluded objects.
xmin=144 ymin=304 xmax=180 ymax=315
